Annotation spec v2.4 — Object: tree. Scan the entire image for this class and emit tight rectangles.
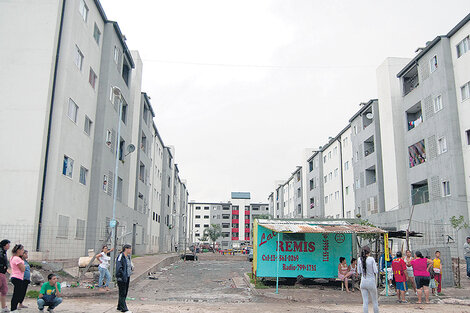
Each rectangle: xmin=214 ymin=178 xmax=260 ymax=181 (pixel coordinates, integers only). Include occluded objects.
xmin=203 ymin=224 xmax=222 ymax=250
xmin=450 ymin=215 xmax=469 ymax=287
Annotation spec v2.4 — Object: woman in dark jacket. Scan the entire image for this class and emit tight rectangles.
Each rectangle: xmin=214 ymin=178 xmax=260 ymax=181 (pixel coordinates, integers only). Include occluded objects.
xmin=115 ymin=244 xmax=132 ymax=313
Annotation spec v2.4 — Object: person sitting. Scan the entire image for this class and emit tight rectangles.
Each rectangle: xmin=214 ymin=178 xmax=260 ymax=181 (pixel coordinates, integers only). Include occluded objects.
xmin=38 ymin=274 xmax=62 ymax=312
xmin=338 ymin=257 xmax=353 ymax=292
xmin=349 ymin=258 xmax=360 ymax=291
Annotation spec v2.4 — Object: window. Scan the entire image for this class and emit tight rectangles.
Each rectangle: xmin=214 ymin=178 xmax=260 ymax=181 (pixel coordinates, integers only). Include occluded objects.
xmin=89 ymin=68 xmax=97 ymax=89
xmin=333 ymin=146 xmax=338 ymax=156
xmin=141 ymin=132 xmax=147 ymax=153
xmin=437 ymin=137 xmax=447 ymax=154
xmin=309 ymin=179 xmax=314 ymax=190
xmin=403 ymin=65 xmax=419 ymax=95
xmin=114 ymin=46 xmax=120 ymax=64
xmin=119 ymin=138 xmax=125 ymax=161
xmin=408 ymin=140 xmax=426 ymax=168
xmin=328 ymin=151 xmax=331 ymax=159
xmin=195 ymin=215 xmax=201 ymax=219
xmin=195 ymin=206 xmax=201 ymax=210
xmin=355 ymin=151 xmax=359 ymax=162
xmin=195 ymin=224 xmax=200 ymax=228
xmin=411 ymin=180 xmax=429 ymax=205
xmin=442 ymin=181 xmax=451 ymax=197
xmin=297 ymin=188 xmax=301 ymax=198
xmin=310 ymin=197 xmax=315 ymax=208
xmin=93 ymin=23 xmax=101 ymax=45
xmin=75 ymin=219 xmax=85 ymax=239
xmin=324 ymin=196 xmax=328 ymax=204
xmin=461 ymin=82 xmax=470 ymax=101
xmin=328 ymin=172 xmax=332 ymax=180
xmin=79 ymin=0 xmax=88 ymax=22
xmin=121 ymin=102 xmax=128 ymax=124
xmin=345 ymin=186 xmax=349 ymax=195
xmin=344 ymin=161 xmax=349 ymax=171
xmin=406 ymin=102 xmax=423 ymax=131
xmin=84 ymin=115 xmax=92 ymax=135
xmin=457 ymin=36 xmax=469 ymax=58
xmin=167 ymin=195 xmax=170 ymax=207
xmin=58 ymin=215 xmax=69 ymax=238
xmin=355 ymin=178 xmax=360 ymax=189
xmin=195 ymin=233 xmax=200 ymax=237
xmin=323 ymin=156 xmax=327 ymax=163
xmin=309 ymin=160 xmax=313 ymax=172
xmin=296 ymin=171 xmax=301 ymax=181
xmin=353 ymin=125 xmax=357 ymax=135
xmin=74 ymin=45 xmax=83 ymax=70
xmin=105 ymin=129 xmax=112 ymax=147
xmin=324 ymin=175 xmax=327 ymax=183
xmin=139 ymin=162 xmax=145 ymax=182
xmin=334 ymin=168 xmax=338 ymax=177
xmin=103 ymin=175 xmax=108 ymax=193
xmin=429 ymin=55 xmax=438 ymax=73
xmin=117 ymin=177 xmax=123 ymax=202
xmin=79 ymin=166 xmax=88 ymax=185
xmin=204 ymin=206 xmax=210 ymax=210
xmin=433 ymin=95 xmax=443 ymax=113
xmin=466 ymin=130 xmax=470 ymax=145
xmin=62 ymin=155 xmax=74 ymax=178
xmin=335 ymin=191 xmax=339 ymax=200
xmin=204 ymin=215 xmax=209 ymax=219
xmin=67 ymin=98 xmax=78 ymax=123
xmin=204 ymin=224 xmax=209 ymax=228
xmin=343 ymin=137 xmax=348 ymax=147
xmin=122 ymin=58 xmax=131 ymax=86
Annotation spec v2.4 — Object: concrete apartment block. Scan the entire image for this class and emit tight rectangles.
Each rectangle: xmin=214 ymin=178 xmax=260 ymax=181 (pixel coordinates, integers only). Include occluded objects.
xmin=306 ymin=151 xmax=324 ymax=218
xmin=349 ymin=100 xmax=385 ymax=219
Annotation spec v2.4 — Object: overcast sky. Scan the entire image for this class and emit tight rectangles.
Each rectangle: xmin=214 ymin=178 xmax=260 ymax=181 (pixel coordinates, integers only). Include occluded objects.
xmin=101 ymin=0 xmax=469 ymax=203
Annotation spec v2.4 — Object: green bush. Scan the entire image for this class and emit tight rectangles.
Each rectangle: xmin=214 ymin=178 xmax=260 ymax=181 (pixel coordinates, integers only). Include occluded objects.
xmin=26 ymin=290 xmax=40 ymax=298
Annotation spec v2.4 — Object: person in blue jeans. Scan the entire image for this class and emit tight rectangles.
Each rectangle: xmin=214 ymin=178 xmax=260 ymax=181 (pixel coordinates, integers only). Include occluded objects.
xmin=96 ymin=245 xmax=114 ymax=291
xmin=37 ymin=274 xmax=62 ymax=312
xmin=464 ymin=237 xmax=470 ymax=278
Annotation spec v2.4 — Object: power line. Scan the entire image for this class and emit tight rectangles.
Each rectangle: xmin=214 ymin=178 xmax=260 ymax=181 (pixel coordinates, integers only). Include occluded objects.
xmin=141 ymin=58 xmax=376 ymax=70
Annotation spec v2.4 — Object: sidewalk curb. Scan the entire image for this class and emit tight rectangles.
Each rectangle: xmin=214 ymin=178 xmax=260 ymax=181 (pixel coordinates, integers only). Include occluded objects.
xmin=243 ymin=273 xmax=260 ymax=296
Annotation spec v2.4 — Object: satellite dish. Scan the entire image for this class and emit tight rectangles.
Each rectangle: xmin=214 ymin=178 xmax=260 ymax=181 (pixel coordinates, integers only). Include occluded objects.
xmin=366 ymin=112 xmax=373 ymax=119
xmin=127 ymin=144 xmax=136 ymax=154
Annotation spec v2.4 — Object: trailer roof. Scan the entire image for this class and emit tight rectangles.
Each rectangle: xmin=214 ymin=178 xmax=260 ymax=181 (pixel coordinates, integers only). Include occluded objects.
xmin=257 ymin=219 xmax=386 ymax=234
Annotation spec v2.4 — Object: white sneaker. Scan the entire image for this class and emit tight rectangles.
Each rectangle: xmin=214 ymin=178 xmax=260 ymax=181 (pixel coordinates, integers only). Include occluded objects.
xmin=1 ymin=308 xmax=10 ymax=313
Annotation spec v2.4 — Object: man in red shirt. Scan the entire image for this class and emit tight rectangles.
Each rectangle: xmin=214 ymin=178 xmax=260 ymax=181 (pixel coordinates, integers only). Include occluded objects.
xmin=392 ymin=251 xmax=408 ymax=303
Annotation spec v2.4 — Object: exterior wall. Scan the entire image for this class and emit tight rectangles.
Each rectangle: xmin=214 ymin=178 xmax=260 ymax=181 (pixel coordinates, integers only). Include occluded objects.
xmin=376 ymin=58 xmax=412 ymax=212
xmin=449 ymin=21 xmax=470 ymax=219
xmin=340 ymin=128 xmax=355 ymax=218
xmin=159 ymin=147 xmax=174 ymax=252
xmin=350 ymin=100 xmax=385 ymax=218
xmin=306 ymin=152 xmax=324 ymax=218
xmin=148 ymin=124 xmax=164 ymax=253
xmin=292 ymin=167 xmax=303 ymax=218
xmin=322 ymin=140 xmax=343 ymax=218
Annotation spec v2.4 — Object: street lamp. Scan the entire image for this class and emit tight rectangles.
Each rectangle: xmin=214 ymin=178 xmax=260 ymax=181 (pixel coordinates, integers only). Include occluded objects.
xmin=110 ymin=86 xmax=135 ymax=279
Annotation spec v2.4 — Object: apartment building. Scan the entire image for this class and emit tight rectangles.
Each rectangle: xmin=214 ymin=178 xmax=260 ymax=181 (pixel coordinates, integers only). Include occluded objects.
xmin=0 ymin=0 xmax=189 ymax=259
xmin=306 ymin=151 xmax=324 ymax=218
xmin=349 ymin=100 xmax=385 ymax=219
xmin=188 ymin=193 xmax=270 ymax=249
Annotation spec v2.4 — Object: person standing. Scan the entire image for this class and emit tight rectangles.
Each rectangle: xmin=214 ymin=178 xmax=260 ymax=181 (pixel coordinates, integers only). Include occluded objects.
xmin=9 ymin=244 xmax=25 ymax=312
xmin=404 ymin=250 xmax=417 ymax=295
xmin=116 ymin=244 xmax=133 ymax=313
xmin=17 ymin=250 xmax=30 ymax=309
xmin=432 ymin=251 xmax=442 ymax=295
xmin=464 ymin=237 xmax=470 ymax=278
xmin=392 ymin=252 xmax=408 ymax=303
xmin=96 ymin=246 xmax=113 ymax=291
xmin=37 ymin=274 xmax=62 ymax=312
xmin=357 ymin=246 xmax=379 ymax=313
xmin=411 ymin=251 xmax=433 ymax=304
xmin=0 ymin=240 xmax=10 ymax=313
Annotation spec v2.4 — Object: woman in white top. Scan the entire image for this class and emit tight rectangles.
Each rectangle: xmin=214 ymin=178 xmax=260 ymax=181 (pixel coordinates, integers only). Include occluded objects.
xmin=97 ymin=245 xmax=114 ymax=291
xmin=357 ymin=246 xmax=379 ymax=313
xmin=404 ymin=249 xmax=417 ymax=294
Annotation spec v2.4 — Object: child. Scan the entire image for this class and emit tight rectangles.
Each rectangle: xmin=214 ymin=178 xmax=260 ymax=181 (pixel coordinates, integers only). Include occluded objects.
xmin=432 ymin=251 xmax=442 ymax=295
xmin=338 ymin=257 xmax=352 ymax=292
xmin=349 ymin=258 xmax=359 ymax=291
xmin=38 ymin=274 xmax=62 ymax=312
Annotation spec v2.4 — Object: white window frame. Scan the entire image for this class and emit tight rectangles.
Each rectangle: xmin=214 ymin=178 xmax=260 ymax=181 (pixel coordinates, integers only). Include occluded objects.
xmin=74 ymin=45 xmax=83 ymax=70
xmin=442 ymin=180 xmax=451 ymax=197
xmin=433 ymin=95 xmax=443 ymax=113
xmin=79 ymin=0 xmax=88 ymax=22
xmin=461 ymin=82 xmax=470 ymax=102
xmin=67 ymin=98 xmax=78 ymax=123
xmin=429 ymin=55 xmax=438 ymax=73
xmin=84 ymin=115 xmax=92 ymax=135
xmin=93 ymin=23 xmax=101 ymax=45
xmin=114 ymin=46 xmax=120 ymax=64
xmin=457 ymin=36 xmax=469 ymax=58
xmin=437 ymin=136 xmax=448 ymax=154
xmin=79 ymin=166 xmax=88 ymax=185
xmin=63 ymin=155 xmax=74 ymax=178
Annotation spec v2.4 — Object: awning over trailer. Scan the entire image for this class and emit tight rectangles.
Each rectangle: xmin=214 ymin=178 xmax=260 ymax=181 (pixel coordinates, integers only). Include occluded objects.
xmin=257 ymin=219 xmax=386 ymax=234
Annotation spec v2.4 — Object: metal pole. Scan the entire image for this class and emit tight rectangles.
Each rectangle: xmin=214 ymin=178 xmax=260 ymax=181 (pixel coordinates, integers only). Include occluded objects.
xmin=276 ymin=232 xmax=280 ymax=294
xmin=110 ymin=90 xmax=123 ymax=280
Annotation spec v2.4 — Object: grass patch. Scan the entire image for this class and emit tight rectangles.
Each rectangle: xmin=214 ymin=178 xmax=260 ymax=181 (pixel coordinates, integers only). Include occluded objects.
xmin=26 ymin=290 xmax=40 ymax=298
xmin=131 ymin=255 xmax=140 ymax=259
xmin=247 ymin=273 xmax=269 ymax=289
xmin=29 ymin=261 xmax=43 ymax=269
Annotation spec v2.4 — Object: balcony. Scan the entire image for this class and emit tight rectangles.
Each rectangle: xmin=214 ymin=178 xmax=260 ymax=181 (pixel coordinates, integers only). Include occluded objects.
xmin=231 ymin=219 xmax=239 ymax=224
xmin=365 ymin=165 xmax=376 ymax=185
xmin=245 ymin=228 xmax=250 ymax=233
xmin=231 ymin=210 xmax=239 ymax=215
xmin=403 ymin=65 xmax=419 ymax=96
xmin=364 ymin=136 xmax=375 ymax=157
xmin=362 ymin=106 xmax=373 ymax=129
xmin=408 ymin=140 xmax=426 ymax=168
xmin=232 ymin=237 xmax=239 ymax=241
xmin=232 ymin=228 xmax=239 ymax=232
xmin=406 ymin=102 xmax=423 ymax=131
xmin=412 ymin=180 xmax=429 ymax=205
xmin=245 ymin=219 xmax=250 ymax=224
